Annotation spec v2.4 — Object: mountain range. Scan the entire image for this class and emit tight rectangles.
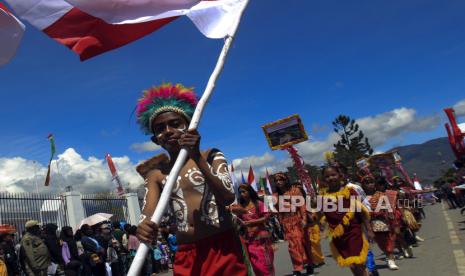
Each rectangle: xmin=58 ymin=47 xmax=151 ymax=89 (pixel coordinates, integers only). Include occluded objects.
xmin=391 ymin=137 xmax=455 ymax=185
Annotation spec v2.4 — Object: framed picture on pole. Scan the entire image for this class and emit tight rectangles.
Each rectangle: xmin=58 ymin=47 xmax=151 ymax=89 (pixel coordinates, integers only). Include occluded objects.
xmin=262 ymin=114 xmax=308 ymax=150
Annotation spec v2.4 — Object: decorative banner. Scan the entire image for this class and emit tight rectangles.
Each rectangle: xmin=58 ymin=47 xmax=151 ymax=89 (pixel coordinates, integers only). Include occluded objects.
xmin=105 ymin=154 xmax=125 ymax=195
xmin=262 ymin=114 xmax=308 ymax=151
xmin=444 ymin=108 xmax=465 ymax=159
xmin=44 ymin=134 xmax=56 ymax=187
xmin=286 ymin=146 xmax=314 ymax=196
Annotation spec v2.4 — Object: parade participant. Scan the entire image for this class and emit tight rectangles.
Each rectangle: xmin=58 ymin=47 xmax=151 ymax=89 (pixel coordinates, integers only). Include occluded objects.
xmin=20 ymin=220 xmax=51 ymax=276
xmin=274 ymin=173 xmax=313 ymax=276
xmin=231 ymin=184 xmax=275 ymax=276
xmin=307 ymin=213 xmax=325 ymax=267
xmin=321 ymin=166 xmax=373 ymax=276
xmin=135 ymin=83 xmax=248 ymax=275
xmin=392 ymin=176 xmax=421 ymax=250
xmin=361 ymin=176 xmax=399 ymax=270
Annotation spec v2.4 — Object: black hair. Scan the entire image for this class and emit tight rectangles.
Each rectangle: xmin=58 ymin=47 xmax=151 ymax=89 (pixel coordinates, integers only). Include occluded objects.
xmin=321 ymin=164 xmax=347 ymax=179
xmin=375 ymin=176 xmax=389 ymax=190
xmin=274 ymin=174 xmax=291 ymax=196
xmin=128 ymin=225 xmax=138 ymax=236
xmin=112 ymin=221 xmax=121 ymax=229
xmin=238 ymin=185 xmax=260 ymax=205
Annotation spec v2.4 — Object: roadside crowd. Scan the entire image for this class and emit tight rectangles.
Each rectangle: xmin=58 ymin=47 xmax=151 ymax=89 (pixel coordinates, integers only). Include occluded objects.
xmin=0 ymin=220 xmax=177 ymax=276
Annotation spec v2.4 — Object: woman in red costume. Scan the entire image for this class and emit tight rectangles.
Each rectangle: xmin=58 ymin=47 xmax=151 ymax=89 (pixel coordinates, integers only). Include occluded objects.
xmin=231 ymin=184 xmax=275 ymax=276
xmin=321 ymin=165 xmax=373 ymax=276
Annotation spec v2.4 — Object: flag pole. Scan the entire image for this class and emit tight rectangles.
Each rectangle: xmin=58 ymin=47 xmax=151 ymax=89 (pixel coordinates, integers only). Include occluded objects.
xmin=127 ymin=1 xmax=250 ymax=274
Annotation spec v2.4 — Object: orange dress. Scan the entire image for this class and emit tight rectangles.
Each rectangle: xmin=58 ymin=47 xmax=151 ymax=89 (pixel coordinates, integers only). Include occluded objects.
xmin=278 ymin=186 xmax=312 ymax=271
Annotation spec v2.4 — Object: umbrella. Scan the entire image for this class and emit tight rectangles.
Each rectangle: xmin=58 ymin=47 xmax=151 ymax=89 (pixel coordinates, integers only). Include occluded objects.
xmin=79 ymin=213 xmax=113 ymax=228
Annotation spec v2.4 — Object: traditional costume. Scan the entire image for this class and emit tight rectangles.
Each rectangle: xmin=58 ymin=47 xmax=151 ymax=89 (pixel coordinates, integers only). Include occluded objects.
xmin=276 ymin=180 xmax=312 ymax=273
xmin=136 ymin=83 xmax=248 ymax=276
xmin=321 ymin=186 xmax=370 ymax=267
xmin=234 ymin=198 xmax=275 ymax=276
xmin=307 ymin=213 xmax=324 ymax=265
xmin=368 ymin=191 xmax=399 ymax=257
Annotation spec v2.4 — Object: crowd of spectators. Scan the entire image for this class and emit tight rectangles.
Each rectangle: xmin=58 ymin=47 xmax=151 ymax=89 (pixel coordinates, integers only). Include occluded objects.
xmin=0 ymin=219 xmax=178 ymax=276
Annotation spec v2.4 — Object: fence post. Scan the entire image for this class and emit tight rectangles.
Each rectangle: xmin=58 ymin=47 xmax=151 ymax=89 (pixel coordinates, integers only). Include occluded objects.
xmin=125 ymin=193 xmax=141 ymax=225
xmin=65 ymin=192 xmax=86 ymax=232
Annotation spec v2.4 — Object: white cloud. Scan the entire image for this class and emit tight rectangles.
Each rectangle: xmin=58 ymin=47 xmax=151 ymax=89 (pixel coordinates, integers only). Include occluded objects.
xmin=0 ymin=148 xmax=144 ymax=194
xmin=356 ymin=107 xmax=440 ymax=147
xmin=453 ymin=99 xmax=465 ymax=117
xmin=130 ymin=141 xmax=161 ymax=153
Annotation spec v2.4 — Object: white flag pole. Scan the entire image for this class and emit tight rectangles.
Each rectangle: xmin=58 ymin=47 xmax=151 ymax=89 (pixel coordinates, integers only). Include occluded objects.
xmin=127 ymin=1 xmax=249 ymax=274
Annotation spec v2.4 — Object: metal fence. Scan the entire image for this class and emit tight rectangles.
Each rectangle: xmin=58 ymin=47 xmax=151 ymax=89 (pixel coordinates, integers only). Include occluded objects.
xmin=82 ymin=193 xmax=129 ymax=223
xmin=0 ymin=193 xmax=68 ymax=235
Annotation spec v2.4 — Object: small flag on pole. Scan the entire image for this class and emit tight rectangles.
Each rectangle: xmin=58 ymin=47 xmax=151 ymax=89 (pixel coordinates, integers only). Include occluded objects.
xmin=248 ymin=165 xmax=258 ymax=191
xmin=44 ymin=134 xmax=56 ymax=186
xmin=413 ymin=173 xmax=422 ymax=190
xmin=265 ymin=169 xmax=273 ymax=195
xmin=106 ymin=153 xmax=125 ymax=195
xmin=241 ymin=170 xmax=246 ymax=184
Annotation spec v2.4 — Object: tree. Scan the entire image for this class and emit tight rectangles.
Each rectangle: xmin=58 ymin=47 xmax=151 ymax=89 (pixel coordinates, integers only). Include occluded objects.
xmin=332 ymin=115 xmax=374 ymax=172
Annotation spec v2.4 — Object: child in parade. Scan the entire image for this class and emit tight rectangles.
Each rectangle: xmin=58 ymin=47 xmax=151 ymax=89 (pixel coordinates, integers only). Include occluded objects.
xmin=231 ymin=184 xmax=275 ymax=276
xmin=307 ymin=213 xmax=325 ymax=267
xmin=321 ymin=166 xmax=374 ymax=276
xmin=135 ymin=83 xmax=248 ymax=275
xmin=361 ymin=176 xmax=400 ymax=270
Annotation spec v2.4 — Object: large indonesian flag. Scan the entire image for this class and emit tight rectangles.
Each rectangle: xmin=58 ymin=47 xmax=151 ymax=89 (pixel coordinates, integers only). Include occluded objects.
xmin=0 ymin=3 xmax=24 ymax=66
xmin=4 ymin=0 xmax=247 ymax=60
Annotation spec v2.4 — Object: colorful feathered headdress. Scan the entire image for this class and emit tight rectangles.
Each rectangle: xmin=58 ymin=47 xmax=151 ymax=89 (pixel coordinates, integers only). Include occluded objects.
xmin=136 ymin=83 xmax=198 ymax=134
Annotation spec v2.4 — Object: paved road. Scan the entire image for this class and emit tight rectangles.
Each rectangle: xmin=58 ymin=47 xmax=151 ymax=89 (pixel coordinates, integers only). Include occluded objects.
xmin=162 ymin=203 xmax=465 ymax=275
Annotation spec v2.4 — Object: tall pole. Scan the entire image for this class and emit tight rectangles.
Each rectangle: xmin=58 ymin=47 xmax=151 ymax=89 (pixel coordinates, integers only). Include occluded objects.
xmin=127 ymin=1 xmax=250 ymax=274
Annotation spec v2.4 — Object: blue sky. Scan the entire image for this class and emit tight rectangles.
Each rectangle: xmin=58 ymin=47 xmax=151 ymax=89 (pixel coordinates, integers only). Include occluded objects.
xmin=1 ymin=0 xmax=465 ymax=192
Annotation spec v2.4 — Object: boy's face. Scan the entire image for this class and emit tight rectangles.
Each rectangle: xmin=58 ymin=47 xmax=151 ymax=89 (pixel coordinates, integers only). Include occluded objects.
xmin=151 ymin=112 xmax=188 ymax=152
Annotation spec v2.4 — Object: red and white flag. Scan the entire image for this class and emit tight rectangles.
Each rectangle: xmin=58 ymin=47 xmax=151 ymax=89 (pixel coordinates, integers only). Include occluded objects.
xmin=247 ymin=164 xmax=258 ymax=191
xmin=105 ymin=153 xmax=125 ymax=195
xmin=0 ymin=2 xmax=25 ymax=66
xmin=413 ymin=173 xmax=422 ymax=191
xmin=265 ymin=168 xmax=273 ymax=195
xmin=5 ymin=0 xmax=247 ymax=60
